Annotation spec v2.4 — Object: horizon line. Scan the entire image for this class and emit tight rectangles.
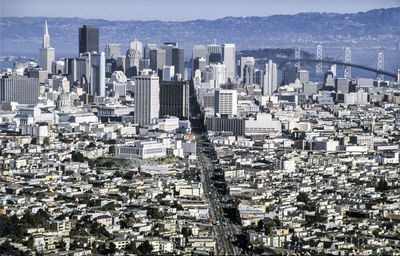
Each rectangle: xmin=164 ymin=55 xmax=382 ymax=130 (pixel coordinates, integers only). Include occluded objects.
xmin=1 ymin=7 xmax=397 ymax=23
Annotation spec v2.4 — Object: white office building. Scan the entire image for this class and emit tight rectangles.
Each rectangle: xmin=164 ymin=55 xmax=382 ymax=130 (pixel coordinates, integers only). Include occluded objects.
xmin=116 ymin=141 xmax=166 ymax=159
xmin=222 ymin=44 xmax=236 ymax=80
xmin=162 ymin=65 xmax=175 ymax=81
xmin=263 ymin=59 xmax=278 ymax=96
xmin=134 ymin=75 xmax=160 ymax=126
xmin=215 ymin=89 xmax=237 ymax=117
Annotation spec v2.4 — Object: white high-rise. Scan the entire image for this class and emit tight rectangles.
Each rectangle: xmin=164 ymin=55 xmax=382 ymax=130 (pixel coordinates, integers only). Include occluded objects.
xmin=134 ymin=75 xmax=160 ymax=126
xmin=162 ymin=65 xmax=175 ymax=81
xmin=263 ymin=59 xmax=278 ymax=96
xmin=215 ymin=89 xmax=237 ymax=117
xmin=130 ymin=40 xmax=143 ymax=58
xmin=222 ymin=44 xmax=236 ymax=80
xmin=39 ymin=21 xmax=55 ymax=72
xmin=210 ymin=63 xmax=227 ymax=88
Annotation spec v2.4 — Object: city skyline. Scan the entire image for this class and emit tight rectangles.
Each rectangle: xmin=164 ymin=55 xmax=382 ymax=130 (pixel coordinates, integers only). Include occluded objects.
xmin=1 ymin=0 xmax=399 ymax=21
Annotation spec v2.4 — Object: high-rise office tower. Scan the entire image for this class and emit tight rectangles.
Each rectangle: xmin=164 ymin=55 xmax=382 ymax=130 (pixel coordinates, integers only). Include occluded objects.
xmin=172 ymin=48 xmax=184 ymax=78
xmin=134 ymin=75 xmax=160 ymax=126
xmin=0 ymin=76 xmax=40 ymax=104
xmin=81 ymin=52 xmax=106 ymax=97
xmin=125 ymin=42 xmax=142 ymax=78
xmin=336 ymin=78 xmax=350 ymax=93
xmin=263 ymin=60 xmax=278 ymax=96
xmin=240 ymin=56 xmax=255 ymax=82
xmin=282 ymin=67 xmax=298 ymax=85
xmin=159 ymin=80 xmax=190 ymax=119
xmin=193 ymin=57 xmax=206 ymax=74
xmin=105 ymin=44 xmax=121 ymax=59
xmin=192 ymin=45 xmax=207 ymax=77
xmin=149 ymin=49 xmax=166 ymax=78
xmin=222 ymin=44 xmax=236 ymax=80
xmin=144 ymin=44 xmax=157 ymax=59
xmin=204 ymin=63 xmax=227 ymax=89
xmin=297 ymin=70 xmax=309 ymax=84
xmin=162 ymin=65 xmax=175 ymax=81
xmin=130 ymin=40 xmax=143 ymax=58
xmin=162 ymin=42 xmax=177 ymax=66
xmin=207 ymin=44 xmax=221 ymax=64
xmin=39 ymin=21 xmax=55 ymax=72
xmin=64 ymin=57 xmax=88 ymax=83
xmin=214 ymin=89 xmax=238 ymax=117
xmin=243 ymin=62 xmax=255 ymax=85
xmin=79 ymin=25 xmax=99 ymax=54
xmin=255 ymin=70 xmax=264 ymax=86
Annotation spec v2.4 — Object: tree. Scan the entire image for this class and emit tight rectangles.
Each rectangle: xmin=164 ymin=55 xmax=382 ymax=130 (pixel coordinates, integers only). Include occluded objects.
xmin=297 ymin=192 xmax=309 ymax=203
xmin=87 ymin=142 xmax=96 ymax=148
xmin=125 ymin=241 xmax=137 ymax=254
xmin=31 ymin=137 xmax=37 ymax=145
xmin=137 ymin=240 xmax=153 ymax=255
xmin=71 ymin=151 xmax=85 ymax=162
xmin=376 ymin=179 xmax=389 ymax=192
xmin=147 ymin=208 xmax=163 ymax=219
xmin=109 ymin=145 xmax=115 ymax=155
xmin=182 ymin=227 xmax=192 ymax=238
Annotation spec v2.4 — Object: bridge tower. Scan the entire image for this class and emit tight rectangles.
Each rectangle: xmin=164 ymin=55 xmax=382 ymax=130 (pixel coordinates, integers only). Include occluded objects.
xmin=316 ymin=45 xmax=323 ymax=75
xmin=377 ymin=51 xmax=384 ymax=82
xmin=295 ymin=45 xmax=301 ymax=70
xmin=344 ymin=47 xmax=352 ymax=79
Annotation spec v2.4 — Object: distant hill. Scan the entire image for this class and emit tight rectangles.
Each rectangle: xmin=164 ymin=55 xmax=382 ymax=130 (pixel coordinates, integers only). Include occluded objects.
xmin=1 ymin=8 xmax=399 ymax=59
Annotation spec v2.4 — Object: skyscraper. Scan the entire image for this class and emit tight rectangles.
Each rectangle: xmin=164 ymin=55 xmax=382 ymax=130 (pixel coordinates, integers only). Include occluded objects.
xmin=222 ymin=44 xmax=236 ymax=81
xmin=130 ymin=40 xmax=143 ymax=58
xmin=263 ymin=60 xmax=278 ymax=96
xmin=192 ymin=45 xmax=207 ymax=77
xmin=207 ymin=44 xmax=221 ymax=64
xmin=105 ymin=44 xmax=121 ymax=59
xmin=79 ymin=25 xmax=99 ymax=54
xmin=159 ymin=80 xmax=190 ymax=119
xmin=282 ymin=67 xmax=298 ymax=85
xmin=215 ymin=89 xmax=238 ymax=117
xmin=297 ymin=70 xmax=309 ymax=84
xmin=39 ymin=21 xmax=55 ymax=72
xmin=240 ymin=56 xmax=255 ymax=82
xmin=134 ymin=75 xmax=160 ymax=126
xmin=162 ymin=65 xmax=175 ymax=81
xmin=243 ymin=62 xmax=255 ymax=86
xmin=149 ymin=49 xmax=166 ymax=78
xmin=162 ymin=42 xmax=177 ymax=66
xmin=81 ymin=52 xmax=105 ymax=97
xmin=172 ymin=47 xmax=184 ymax=78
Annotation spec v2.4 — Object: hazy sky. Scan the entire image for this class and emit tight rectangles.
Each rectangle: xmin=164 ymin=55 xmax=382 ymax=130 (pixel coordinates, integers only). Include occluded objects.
xmin=1 ymin=0 xmax=399 ymax=21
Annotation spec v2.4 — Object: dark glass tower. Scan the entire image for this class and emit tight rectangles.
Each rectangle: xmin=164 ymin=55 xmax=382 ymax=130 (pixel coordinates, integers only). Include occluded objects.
xmin=172 ymin=48 xmax=184 ymax=77
xmin=79 ymin=25 xmax=99 ymax=54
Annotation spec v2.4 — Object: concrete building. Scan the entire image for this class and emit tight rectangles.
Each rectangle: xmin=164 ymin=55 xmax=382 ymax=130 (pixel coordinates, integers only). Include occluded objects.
xmin=105 ymin=44 xmax=121 ymax=59
xmin=215 ymin=89 xmax=237 ymax=117
xmin=0 ymin=76 xmax=40 ymax=104
xmin=116 ymin=141 xmax=166 ymax=159
xmin=134 ymin=75 xmax=160 ymax=126
xmin=81 ymin=52 xmax=106 ymax=97
xmin=298 ymin=70 xmax=309 ymax=84
xmin=222 ymin=44 xmax=236 ymax=80
xmin=263 ymin=60 xmax=278 ymax=95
